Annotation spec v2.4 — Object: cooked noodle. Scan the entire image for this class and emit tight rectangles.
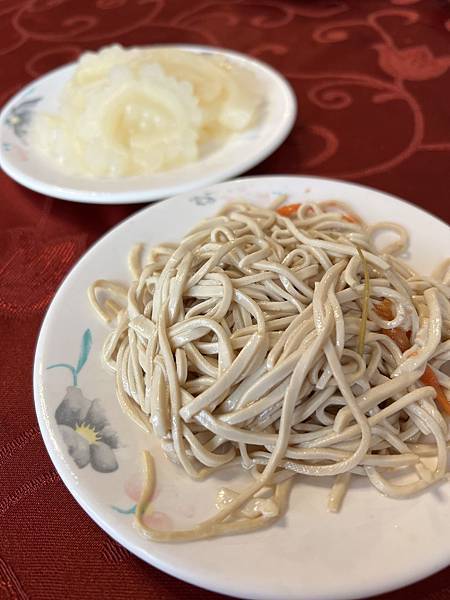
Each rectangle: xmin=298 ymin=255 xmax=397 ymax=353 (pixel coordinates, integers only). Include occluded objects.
xmin=89 ymin=198 xmax=450 ymax=541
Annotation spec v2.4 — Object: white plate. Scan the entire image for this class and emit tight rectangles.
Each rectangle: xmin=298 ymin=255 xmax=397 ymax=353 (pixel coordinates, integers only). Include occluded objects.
xmin=0 ymin=46 xmax=296 ymax=204
xmin=33 ymin=176 xmax=450 ymax=600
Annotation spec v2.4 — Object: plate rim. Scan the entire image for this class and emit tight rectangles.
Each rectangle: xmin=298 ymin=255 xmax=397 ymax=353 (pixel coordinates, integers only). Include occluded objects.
xmin=33 ymin=175 xmax=450 ymax=600
xmin=0 ymin=45 xmax=297 ymax=204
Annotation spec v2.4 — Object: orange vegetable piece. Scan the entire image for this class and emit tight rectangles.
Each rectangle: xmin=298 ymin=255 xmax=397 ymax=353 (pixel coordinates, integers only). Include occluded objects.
xmin=374 ymin=299 xmax=411 ymax=352
xmin=420 ymin=365 xmax=450 ymax=415
xmin=380 ymin=328 xmax=411 ymax=353
xmin=277 ymin=203 xmax=301 ymax=217
xmin=374 ymin=298 xmax=394 ymax=321
xmin=342 ymin=214 xmax=361 ymax=224
xmin=374 ymin=299 xmax=450 ymax=414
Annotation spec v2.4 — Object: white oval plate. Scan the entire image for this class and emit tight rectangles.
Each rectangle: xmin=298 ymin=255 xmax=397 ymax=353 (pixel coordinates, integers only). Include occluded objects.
xmin=0 ymin=46 xmax=296 ymax=204
xmin=34 ymin=176 xmax=450 ymax=600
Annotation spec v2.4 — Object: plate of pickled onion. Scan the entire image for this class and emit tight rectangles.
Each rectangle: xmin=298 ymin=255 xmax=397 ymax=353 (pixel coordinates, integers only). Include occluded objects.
xmin=0 ymin=45 xmax=296 ymax=204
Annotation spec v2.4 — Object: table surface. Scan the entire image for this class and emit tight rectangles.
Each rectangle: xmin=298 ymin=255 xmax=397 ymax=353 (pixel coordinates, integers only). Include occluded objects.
xmin=1 ymin=1 xmax=449 ymax=599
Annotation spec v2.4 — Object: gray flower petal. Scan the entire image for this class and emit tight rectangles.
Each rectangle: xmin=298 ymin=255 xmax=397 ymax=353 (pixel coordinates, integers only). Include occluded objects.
xmin=85 ymin=398 xmax=109 ymax=432
xmin=55 ymin=386 xmax=91 ymax=428
xmin=90 ymin=442 xmax=118 ymax=473
xmin=100 ymin=425 xmax=119 ymax=449
xmin=59 ymin=425 xmax=90 ymax=468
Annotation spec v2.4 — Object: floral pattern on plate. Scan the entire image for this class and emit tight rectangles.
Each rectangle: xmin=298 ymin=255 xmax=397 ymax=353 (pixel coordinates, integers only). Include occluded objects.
xmin=49 ymin=329 xmax=120 ymax=473
xmin=5 ymin=96 xmax=41 ymax=141
xmin=112 ymin=470 xmax=173 ymax=531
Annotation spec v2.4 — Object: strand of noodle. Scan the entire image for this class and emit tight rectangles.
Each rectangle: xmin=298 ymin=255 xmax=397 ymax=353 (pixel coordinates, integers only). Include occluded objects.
xmin=302 ymin=388 xmax=436 ymax=450
xmin=394 ymin=288 xmax=442 ymax=375
xmin=128 ymin=243 xmax=143 ymax=279
xmin=254 ymin=447 xmax=419 ymax=467
xmin=333 ymin=371 xmax=422 ymax=432
xmin=136 ymin=454 xmax=293 ymax=542
xmin=328 ymin=473 xmax=352 ymax=512
xmin=281 ymin=217 xmax=390 ymax=270
xmin=115 ymin=340 xmax=151 ymax=432
xmin=368 ymin=222 xmax=409 ymax=255
xmin=157 ymin=304 xmax=201 ymax=479
xmin=88 ymin=280 xmax=128 ymax=322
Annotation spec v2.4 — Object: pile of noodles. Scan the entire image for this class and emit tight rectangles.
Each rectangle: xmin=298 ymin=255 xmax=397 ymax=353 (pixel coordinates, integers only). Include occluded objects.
xmin=89 ymin=198 xmax=450 ymax=542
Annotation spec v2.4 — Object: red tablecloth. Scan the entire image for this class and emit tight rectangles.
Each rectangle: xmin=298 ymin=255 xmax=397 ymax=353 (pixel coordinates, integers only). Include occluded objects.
xmin=1 ymin=1 xmax=449 ymax=599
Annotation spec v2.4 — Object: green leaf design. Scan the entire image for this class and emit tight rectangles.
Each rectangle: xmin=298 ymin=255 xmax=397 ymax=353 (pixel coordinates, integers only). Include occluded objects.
xmin=47 ymin=363 xmax=78 ymax=386
xmin=76 ymin=329 xmax=92 ymax=374
xmin=111 ymin=504 xmax=136 ymax=515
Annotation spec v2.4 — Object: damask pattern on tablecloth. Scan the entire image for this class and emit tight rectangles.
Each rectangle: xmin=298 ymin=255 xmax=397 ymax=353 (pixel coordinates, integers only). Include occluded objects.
xmin=2 ymin=0 xmax=448 ymax=179
xmin=0 ymin=229 xmax=87 ymax=317
xmin=0 ymin=556 xmax=28 ymax=600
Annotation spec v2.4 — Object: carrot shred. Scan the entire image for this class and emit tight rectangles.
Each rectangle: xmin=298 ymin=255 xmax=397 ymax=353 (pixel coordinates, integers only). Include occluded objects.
xmin=420 ymin=365 xmax=450 ymax=415
xmin=374 ymin=299 xmax=450 ymax=414
xmin=342 ymin=214 xmax=361 ymax=224
xmin=277 ymin=203 xmax=301 ymax=217
xmin=380 ymin=328 xmax=411 ymax=353
xmin=374 ymin=298 xmax=394 ymax=321
xmin=374 ymin=300 xmax=410 ymax=351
